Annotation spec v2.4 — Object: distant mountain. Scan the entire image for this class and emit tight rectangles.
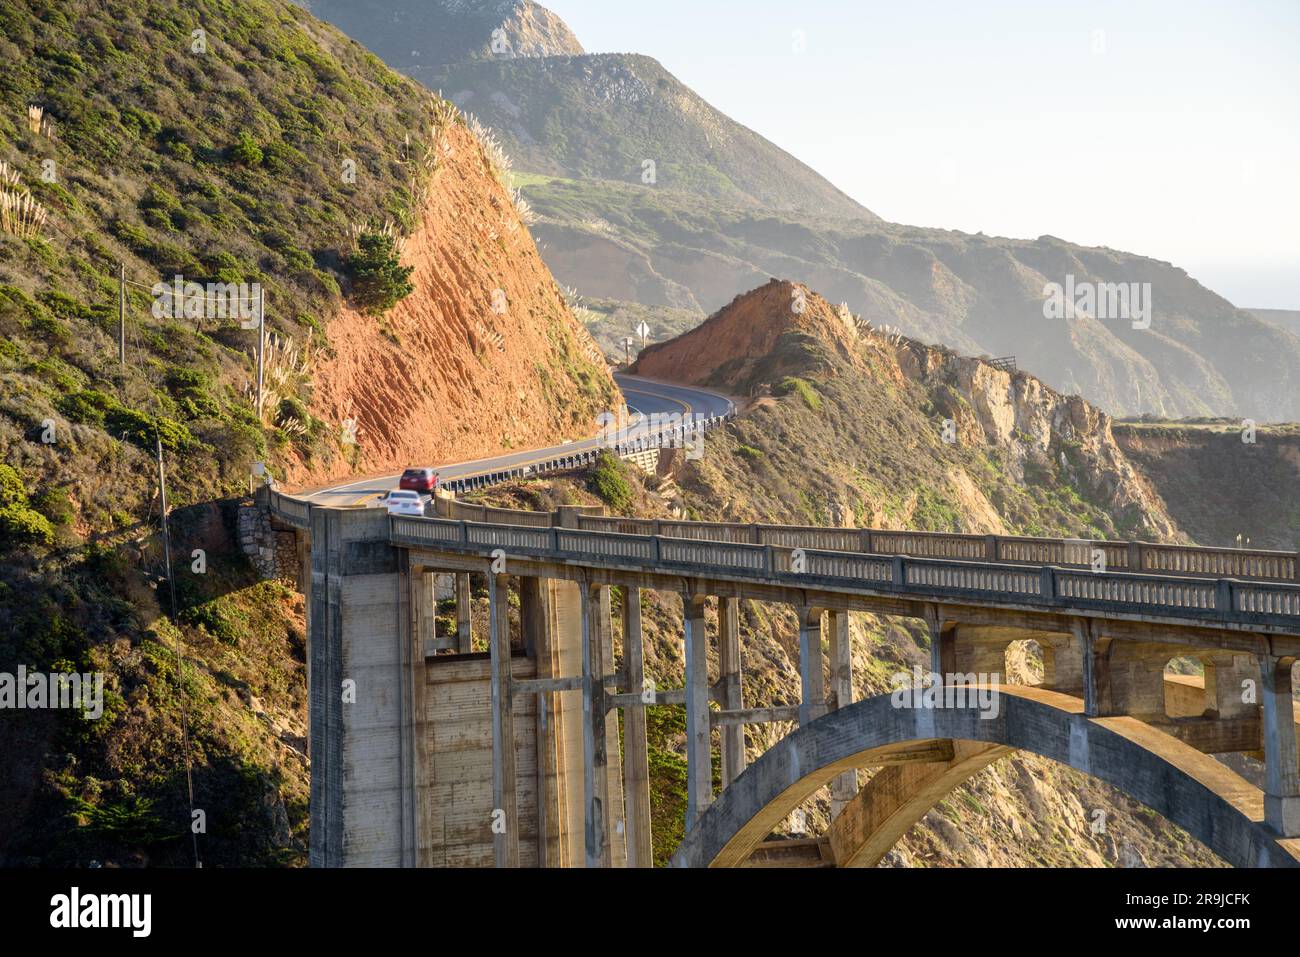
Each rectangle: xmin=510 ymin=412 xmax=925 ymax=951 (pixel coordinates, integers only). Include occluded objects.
xmin=301 ymin=0 xmax=583 ymax=74
xmin=304 ymin=3 xmax=874 ymax=219
xmin=313 ymin=0 xmax=1300 ymax=422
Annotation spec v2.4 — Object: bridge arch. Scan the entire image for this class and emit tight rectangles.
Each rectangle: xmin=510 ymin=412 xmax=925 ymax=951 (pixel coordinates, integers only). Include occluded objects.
xmin=670 ymin=686 xmax=1300 ymax=869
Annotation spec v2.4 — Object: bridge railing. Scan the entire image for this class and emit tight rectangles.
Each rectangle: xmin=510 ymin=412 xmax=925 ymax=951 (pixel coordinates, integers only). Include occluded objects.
xmin=576 ymin=515 xmax=1296 ymax=584
xmin=265 ymin=488 xmax=311 ymax=529
xmin=387 ymin=513 xmax=1300 ymax=629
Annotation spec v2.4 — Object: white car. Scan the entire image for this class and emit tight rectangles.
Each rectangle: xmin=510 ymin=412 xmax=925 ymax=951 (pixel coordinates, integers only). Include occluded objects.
xmin=384 ymin=490 xmax=425 ymax=516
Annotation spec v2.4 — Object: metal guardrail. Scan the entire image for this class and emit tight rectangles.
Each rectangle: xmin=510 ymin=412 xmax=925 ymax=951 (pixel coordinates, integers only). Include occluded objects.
xmin=439 ymin=411 xmax=735 ymax=495
xmin=384 ymin=515 xmax=1300 ymax=630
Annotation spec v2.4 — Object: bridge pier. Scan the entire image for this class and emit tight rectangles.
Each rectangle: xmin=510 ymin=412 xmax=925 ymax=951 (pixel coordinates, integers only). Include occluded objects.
xmin=797 ymin=605 xmax=827 ymax=724
xmin=1261 ymin=654 xmax=1300 ymax=836
xmin=684 ymin=593 xmax=713 ymax=828
xmin=621 ymin=586 xmax=653 ymax=866
xmin=827 ymin=609 xmax=857 ymax=817
xmin=581 ymin=583 xmax=612 ymax=865
xmin=719 ymin=597 xmax=745 ymax=788
xmin=455 ymin=572 xmax=473 ymax=653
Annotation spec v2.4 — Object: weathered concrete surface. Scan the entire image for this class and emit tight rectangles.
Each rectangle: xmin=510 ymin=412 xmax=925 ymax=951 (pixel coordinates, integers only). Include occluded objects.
xmin=310 ymin=507 xmax=419 ymax=868
xmin=670 ymin=686 xmax=1300 ymax=869
xmin=828 ymin=741 xmax=1012 ymax=867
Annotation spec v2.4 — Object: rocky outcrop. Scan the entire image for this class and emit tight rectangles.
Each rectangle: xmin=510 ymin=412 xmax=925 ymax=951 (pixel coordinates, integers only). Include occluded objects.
xmin=897 ymin=340 xmax=1178 ymax=539
xmin=238 ymin=501 xmax=300 ymax=582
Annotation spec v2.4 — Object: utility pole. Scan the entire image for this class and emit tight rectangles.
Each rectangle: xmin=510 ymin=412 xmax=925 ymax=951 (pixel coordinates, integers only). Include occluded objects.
xmin=156 ymin=432 xmax=176 ymax=617
xmin=119 ymin=262 xmax=126 ymax=366
xmin=622 ymin=336 xmax=634 ymax=366
xmin=156 ymin=428 xmax=202 ymax=869
xmin=256 ymin=286 xmax=265 ymax=419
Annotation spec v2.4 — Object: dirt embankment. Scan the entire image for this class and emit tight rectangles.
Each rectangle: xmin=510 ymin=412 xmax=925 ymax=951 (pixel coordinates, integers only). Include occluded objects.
xmin=287 ymin=123 xmax=619 ymax=488
xmin=633 ymin=278 xmax=861 ymax=389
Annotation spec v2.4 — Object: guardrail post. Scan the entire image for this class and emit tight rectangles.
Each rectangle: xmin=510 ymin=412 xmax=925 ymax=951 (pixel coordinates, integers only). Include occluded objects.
xmin=1128 ymin=541 xmax=1142 ymax=572
xmin=1216 ymin=578 xmax=1234 ymax=617
xmin=763 ymin=544 xmax=774 ymax=576
xmin=985 ymin=535 xmax=998 ymax=561
xmin=892 ymin=555 xmax=905 ymax=588
xmin=460 ymin=521 xmax=469 ymax=544
xmin=651 ymin=535 xmax=661 ymax=565
xmin=1041 ymin=566 xmax=1056 ymax=602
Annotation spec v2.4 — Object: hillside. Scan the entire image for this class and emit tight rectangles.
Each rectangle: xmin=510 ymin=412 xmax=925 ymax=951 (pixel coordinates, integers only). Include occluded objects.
xmin=474 ymin=278 xmax=1224 ymax=867
xmin=1250 ymin=308 xmax=1300 ymax=340
xmin=0 ymin=0 xmax=613 ymax=865
xmin=1114 ymin=420 xmax=1300 ymax=552
xmin=310 ymin=0 xmax=1300 ymax=424
xmin=526 ymin=179 xmax=1300 ymax=423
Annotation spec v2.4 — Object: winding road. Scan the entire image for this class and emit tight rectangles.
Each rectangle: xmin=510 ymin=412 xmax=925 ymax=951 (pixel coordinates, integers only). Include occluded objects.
xmin=302 ymin=374 xmax=735 ymax=506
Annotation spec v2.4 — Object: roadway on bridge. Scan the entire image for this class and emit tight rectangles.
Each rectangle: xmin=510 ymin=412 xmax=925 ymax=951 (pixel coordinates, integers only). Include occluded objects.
xmin=301 ymin=374 xmax=734 ymax=506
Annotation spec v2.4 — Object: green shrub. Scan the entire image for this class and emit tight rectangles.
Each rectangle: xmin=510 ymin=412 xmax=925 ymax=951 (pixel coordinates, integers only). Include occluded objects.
xmin=0 ymin=464 xmax=28 ymax=507
xmin=57 ymin=389 xmax=115 ymax=426
xmin=0 ymin=504 xmax=55 ymax=547
xmin=775 ymin=376 xmax=822 ymax=411
xmin=229 ymin=131 xmax=263 ymax=167
xmin=586 ymin=450 xmax=634 ymax=512
xmin=343 ymin=232 xmax=413 ymax=315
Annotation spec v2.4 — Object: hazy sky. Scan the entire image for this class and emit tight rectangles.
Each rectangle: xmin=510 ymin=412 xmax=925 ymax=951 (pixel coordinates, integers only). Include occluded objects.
xmin=544 ymin=0 xmax=1300 ymax=309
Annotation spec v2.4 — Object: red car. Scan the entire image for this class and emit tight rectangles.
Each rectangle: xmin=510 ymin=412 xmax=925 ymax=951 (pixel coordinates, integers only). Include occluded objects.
xmin=399 ymin=468 xmax=439 ymax=493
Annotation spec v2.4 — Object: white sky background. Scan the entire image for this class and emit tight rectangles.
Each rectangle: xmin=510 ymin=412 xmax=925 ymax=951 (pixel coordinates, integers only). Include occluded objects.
xmin=543 ymin=0 xmax=1300 ymax=309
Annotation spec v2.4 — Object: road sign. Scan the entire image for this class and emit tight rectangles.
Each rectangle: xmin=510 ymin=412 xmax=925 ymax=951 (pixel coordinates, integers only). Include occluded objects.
xmin=636 ymin=320 xmax=649 ymax=347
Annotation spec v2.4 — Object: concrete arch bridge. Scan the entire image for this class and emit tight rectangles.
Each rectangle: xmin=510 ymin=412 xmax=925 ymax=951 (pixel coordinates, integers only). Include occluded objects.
xmin=257 ymin=488 xmax=1300 ymax=868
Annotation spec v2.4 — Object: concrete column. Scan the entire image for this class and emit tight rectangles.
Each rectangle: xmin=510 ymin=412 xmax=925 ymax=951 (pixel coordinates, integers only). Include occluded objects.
xmin=1260 ymin=655 xmax=1300 ymax=836
xmin=621 ymin=586 xmax=653 ymax=867
xmin=797 ymin=605 xmax=826 ymax=725
xmin=828 ymin=609 xmax=857 ymax=817
xmin=525 ymin=576 xmax=560 ymax=866
xmin=596 ymin=586 xmax=627 ymax=868
xmin=455 ymin=572 xmax=472 ymax=654
xmin=418 ymin=570 xmax=436 ymax=645
xmin=718 ymin=597 xmax=745 ymax=787
xmin=519 ymin=576 xmax=547 ymax=658
xmin=1207 ymin=653 xmax=1256 ymax=719
xmin=684 ymin=593 xmax=712 ymax=829
xmin=308 ymin=507 xmax=425 ymax=867
xmin=927 ymin=612 xmax=956 ymax=678
xmin=581 ymin=582 xmax=612 ymax=866
xmin=545 ymin=579 xmax=586 ymax=867
xmin=488 ymin=572 xmax=519 ymax=866
xmin=1076 ymin=620 xmax=1113 ymax=718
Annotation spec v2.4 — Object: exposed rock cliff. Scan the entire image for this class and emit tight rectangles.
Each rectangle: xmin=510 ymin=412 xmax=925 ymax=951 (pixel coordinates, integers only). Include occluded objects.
xmin=292 ymin=121 xmax=619 ymax=486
